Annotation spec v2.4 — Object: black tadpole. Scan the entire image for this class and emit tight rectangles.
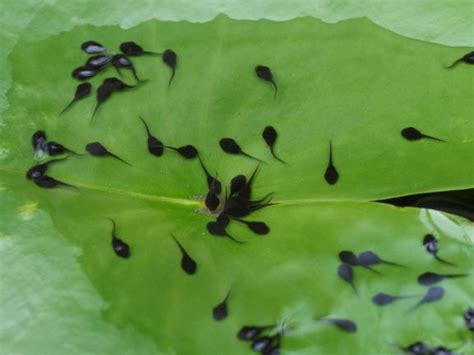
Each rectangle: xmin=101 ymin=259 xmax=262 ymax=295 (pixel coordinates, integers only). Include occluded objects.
xmin=231 ymin=217 xmax=270 ymax=235
xmin=162 ymin=49 xmax=177 ymax=87
xmin=422 ymin=234 xmax=456 ymax=266
xmin=81 ymin=40 xmax=106 ymax=54
xmin=401 ymin=127 xmax=445 ymax=142
xmin=315 ymin=317 xmax=357 ymax=333
xmin=358 ymin=251 xmax=404 ymax=268
xmin=120 ymin=41 xmax=160 ymax=56
xmin=60 ymin=82 xmax=92 ymax=116
xmin=255 ymin=65 xmax=278 ymax=98
xmin=417 ymin=271 xmax=468 ymax=286
xmin=112 ymin=54 xmax=142 ymax=82
xmin=205 ymin=190 xmax=220 ymax=211
xmin=33 ymin=175 xmax=77 ymax=189
xmin=172 ymin=234 xmax=197 ymax=275
xmin=85 ymin=142 xmax=130 ymax=165
xmin=372 ymin=292 xmax=417 ymax=306
xmin=262 ymin=126 xmax=286 ymax=164
xmin=337 ymin=264 xmax=357 ymax=295
xmin=408 ymin=286 xmax=444 ymax=312
xmin=237 ymin=325 xmax=276 ymax=341
xmin=446 ymin=51 xmax=474 ymax=68
xmin=324 ymin=141 xmax=339 ymax=185
xmin=91 ymin=83 xmax=113 ymax=120
xmin=107 ymin=218 xmax=130 ymax=258
xmin=26 ymin=157 xmax=68 ymax=180
xmin=72 ymin=65 xmax=98 ymax=80
xmin=212 ymin=291 xmax=230 ymax=321
xmin=47 ymin=141 xmax=81 ymax=156
xmin=219 ymin=138 xmax=263 ymax=162
xmin=32 ymin=130 xmax=47 ymax=154
xmin=206 ymin=221 xmax=244 ymax=244
xmin=198 ymin=156 xmax=221 ymax=194
xmin=86 ymin=55 xmax=113 ymax=69
xmin=138 ymin=116 xmax=164 ymax=157
xmin=166 ymin=145 xmax=198 ymax=159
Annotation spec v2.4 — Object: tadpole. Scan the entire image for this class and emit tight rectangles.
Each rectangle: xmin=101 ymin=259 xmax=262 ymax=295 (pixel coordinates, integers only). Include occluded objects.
xmin=166 ymin=145 xmax=198 ymax=159
xmin=33 ymin=175 xmax=76 ymax=189
xmin=162 ymin=49 xmax=177 ymax=87
xmin=198 ymin=156 xmax=221 ymax=194
xmin=60 ymin=82 xmax=92 ymax=115
xmin=231 ymin=217 xmax=270 ymax=235
xmin=47 ymin=142 xmax=81 ymax=156
xmin=401 ymin=127 xmax=445 ymax=142
xmin=91 ymin=83 xmax=113 ymax=120
xmin=315 ymin=317 xmax=357 ymax=333
xmin=205 ymin=190 xmax=220 ymax=211
xmin=107 ymin=218 xmax=130 ymax=258
xmin=81 ymin=40 xmax=106 ymax=54
xmin=417 ymin=271 xmax=468 ymax=286
xmin=32 ymin=130 xmax=47 ymax=157
xmin=85 ymin=55 xmax=113 ymax=69
xmin=172 ymin=234 xmax=197 ymax=275
xmin=85 ymin=142 xmax=130 ymax=165
xmin=72 ymin=65 xmax=98 ymax=80
xmin=120 ymin=41 xmax=160 ymax=56
xmin=337 ymin=264 xmax=357 ymax=294
xmin=338 ymin=251 xmax=359 ymax=266
xmin=262 ymin=126 xmax=286 ymax=164
xmin=324 ymin=141 xmax=339 ymax=185
xmin=212 ymin=291 xmax=230 ymax=321
xmin=206 ymin=221 xmax=244 ymax=244
xmin=446 ymin=51 xmax=474 ymax=68
xmin=138 ymin=116 xmax=164 ymax=156
xmin=219 ymin=138 xmax=263 ymax=162
xmin=408 ymin=286 xmax=444 ymax=312
xmin=464 ymin=307 xmax=474 ymax=331
xmin=372 ymin=292 xmax=417 ymax=306
xmin=112 ymin=54 xmax=142 ymax=82
xmin=422 ymin=234 xmax=456 ymax=266
xmin=237 ymin=325 xmax=276 ymax=341
xmin=255 ymin=65 xmax=277 ymax=98
xmin=26 ymin=157 xmax=68 ymax=180
xmin=358 ymin=251 xmax=404 ymax=268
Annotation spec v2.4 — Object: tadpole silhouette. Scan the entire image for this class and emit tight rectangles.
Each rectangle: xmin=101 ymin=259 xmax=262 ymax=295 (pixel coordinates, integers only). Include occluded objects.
xmin=255 ymin=65 xmax=277 ymax=98
xmin=172 ymin=234 xmax=197 ymax=275
xmin=107 ymin=218 xmax=130 ymax=258
xmin=120 ymin=41 xmax=160 ymax=56
xmin=198 ymin=156 xmax=221 ymax=194
xmin=86 ymin=55 xmax=113 ymax=69
xmin=315 ymin=317 xmax=357 ymax=333
xmin=85 ymin=142 xmax=130 ymax=165
xmin=372 ymin=292 xmax=417 ymax=306
xmin=408 ymin=286 xmax=444 ymax=312
xmin=422 ymin=234 xmax=456 ymax=266
xmin=401 ymin=127 xmax=445 ymax=142
xmin=219 ymin=138 xmax=263 ymax=162
xmin=33 ymin=175 xmax=76 ymax=189
xmin=446 ymin=51 xmax=474 ymax=68
xmin=212 ymin=291 xmax=230 ymax=320
xmin=32 ymin=130 xmax=47 ymax=154
xmin=231 ymin=218 xmax=270 ymax=235
xmin=47 ymin=142 xmax=81 ymax=156
xmin=138 ymin=116 xmax=164 ymax=156
xmin=166 ymin=145 xmax=198 ymax=159
xmin=417 ymin=271 xmax=468 ymax=286
xmin=162 ymin=49 xmax=177 ymax=87
xmin=337 ymin=264 xmax=357 ymax=294
xmin=262 ymin=126 xmax=286 ymax=164
xmin=324 ymin=141 xmax=339 ymax=185
xmin=91 ymin=83 xmax=113 ymax=120
xmin=81 ymin=40 xmax=106 ymax=54
xmin=72 ymin=66 xmax=98 ymax=80
xmin=358 ymin=251 xmax=404 ymax=268
xmin=60 ymin=82 xmax=92 ymax=115
xmin=112 ymin=54 xmax=142 ymax=82
xmin=206 ymin=221 xmax=244 ymax=244
xmin=338 ymin=251 xmax=359 ymax=266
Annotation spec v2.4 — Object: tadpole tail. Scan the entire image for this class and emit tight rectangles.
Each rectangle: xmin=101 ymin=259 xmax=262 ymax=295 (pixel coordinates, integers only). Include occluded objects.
xmin=144 ymin=51 xmax=162 ymax=56
xmin=361 ymin=265 xmax=382 ymax=274
xmin=407 ymin=300 xmax=423 ymax=314
xmin=91 ymin=103 xmax=100 ymax=122
xmin=241 ymin=151 xmax=265 ymax=163
xmin=270 ymin=147 xmax=287 ymax=164
xmin=350 ymin=282 xmax=359 ymax=296
xmin=165 ymin=146 xmax=178 ymax=152
xmin=65 ymin=148 xmax=83 ymax=156
xmin=381 ymin=260 xmax=405 ymax=267
xmin=171 ymin=234 xmax=185 ymax=254
xmin=250 ymin=192 xmax=274 ymax=205
xmin=59 ymin=99 xmax=75 ymax=116
xmin=422 ymin=134 xmax=446 ymax=142
xmin=225 ymin=232 xmax=245 ymax=244
xmin=131 ymin=67 xmax=142 ymax=82
xmin=446 ymin=273 xmax=469 ymax=279
xmin=106 ymin=218 xmax=117 ymax=236
xmin=198 ymin=155 xmax=213 ymax=182
xmin=109 ymin=152 xmax=131 ymax=166
xmin=168 ymin=68 xmax=176 ymax=88
xmin=138 ymin=115 xmax=152 ymax=137
xmin=271 ymin=80 xmax=278 ymax=99
xmin=58 ymin=180 xmax=78 ymax=189
xmin=435 ymin=255 xmax=457 ymax=266
xmin=446 ymin=58 xmax=462 ymax=69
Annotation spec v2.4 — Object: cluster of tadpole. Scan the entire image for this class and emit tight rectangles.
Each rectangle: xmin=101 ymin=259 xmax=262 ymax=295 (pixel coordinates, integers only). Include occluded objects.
xmin=237 ymin=324 xmax=284 ymax=355
xmin=63 ymin=40 xmax=177 ymax=120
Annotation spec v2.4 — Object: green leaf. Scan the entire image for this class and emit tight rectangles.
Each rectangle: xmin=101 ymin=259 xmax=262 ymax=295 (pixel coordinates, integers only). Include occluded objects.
xmin=1 ymin=14 xmax=473 ymax=355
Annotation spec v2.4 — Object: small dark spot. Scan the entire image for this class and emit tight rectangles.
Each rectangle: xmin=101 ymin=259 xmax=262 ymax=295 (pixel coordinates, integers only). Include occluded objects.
xmin=60 ymin=82 xmax=92 ymax=116
xmin=262 ymin=126 xmax=286 ymax=164
xmin=81 ymin=40 xmax=106 ymax=54
xmin=337 ymin=264 xmax=357 ymax=294
xmin=417 ymin=271 xmax=467 ymax=286
xmin=108 ymin=218 xmax=130 ymax=258
xmin=447 ymin=51 xmax=474 ymax=68
xmin=255 ymin=65 xmax=277 ymax=98
xmin=172 ymin=235 xmax=197 ymax=275
xmin=212 ymin=292 xmax=229 ymax=321
xmin=431 ymin=346 xmax=453 ymax=355
xmin=338 ymin=251 xmax=359 ymax=266
xmin=219 ymin=138 xmax=263 ymax=162
xmin=162 ymin=49 xmax=177 ymax=87
xmin=85 ymin=142 xmax=130 ymax=165
xmin=324 ymin=141 xmax=339 ymax=185
xmin=138 ymin=116 xmax=164 ymax=156
xmin=401 ymin=127 xmax=445 ymax=142
xmin=409 ymin=286 xmax=444 ymax=312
